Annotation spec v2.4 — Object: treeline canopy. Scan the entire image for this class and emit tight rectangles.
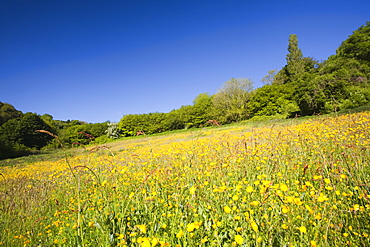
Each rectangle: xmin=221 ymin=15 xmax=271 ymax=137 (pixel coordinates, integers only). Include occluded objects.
xmin=0 ymin=105 xmax=109 ymax=160
xmin=117 ymin=22 xmax=370 ymax=135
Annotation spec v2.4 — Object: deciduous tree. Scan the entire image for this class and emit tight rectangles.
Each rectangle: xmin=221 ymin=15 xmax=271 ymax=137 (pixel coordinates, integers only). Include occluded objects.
xmin=212 ymin=78 xmax=253 ymax=122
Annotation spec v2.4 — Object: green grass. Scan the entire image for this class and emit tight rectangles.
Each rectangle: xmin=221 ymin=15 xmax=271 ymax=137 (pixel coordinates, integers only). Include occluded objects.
xmin=1 ymin=106 xmax=369 ymax=246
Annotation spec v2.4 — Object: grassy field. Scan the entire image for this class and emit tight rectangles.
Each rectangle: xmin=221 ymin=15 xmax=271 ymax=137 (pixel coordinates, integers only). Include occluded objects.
xmin=1 ymin=111 xmax=370 ymax=246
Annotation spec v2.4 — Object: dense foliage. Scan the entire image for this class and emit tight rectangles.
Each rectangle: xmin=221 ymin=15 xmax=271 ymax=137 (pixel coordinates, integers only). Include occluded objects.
xmin=0 ymin=102 xmax=22 ymax=125
xmin=115 ymin=22 xmax=370 ymax=136
xmin=0 ymin=113 xmax=54 ymax=159
xmin=0 ymin=109 xmax=109 ymax=159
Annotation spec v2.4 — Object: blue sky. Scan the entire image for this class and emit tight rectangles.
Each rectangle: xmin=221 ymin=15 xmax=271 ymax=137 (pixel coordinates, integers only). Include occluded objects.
xmin=0 ymin=0 xmax=369 ymax=123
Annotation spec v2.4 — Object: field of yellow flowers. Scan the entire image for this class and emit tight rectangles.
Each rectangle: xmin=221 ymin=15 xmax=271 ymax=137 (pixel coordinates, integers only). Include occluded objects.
xmin=1 ymin=112 xmax=370 ymax=246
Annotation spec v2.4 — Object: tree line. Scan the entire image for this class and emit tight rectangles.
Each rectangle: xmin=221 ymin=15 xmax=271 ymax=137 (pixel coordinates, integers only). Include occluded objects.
xmin=0 ymin=106 xmax=110 ymax=159
xmin=118 ymin=22 xmax=370 ymax=135
xmin=1 ymin=22 xmax=369 ymax=160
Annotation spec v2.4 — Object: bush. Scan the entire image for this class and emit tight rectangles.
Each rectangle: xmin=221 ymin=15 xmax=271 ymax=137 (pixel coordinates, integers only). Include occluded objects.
xmin=93 ymin=135 xmax=111 ymax=145
xmin=247 ymin=114 xmax=287 ymax=122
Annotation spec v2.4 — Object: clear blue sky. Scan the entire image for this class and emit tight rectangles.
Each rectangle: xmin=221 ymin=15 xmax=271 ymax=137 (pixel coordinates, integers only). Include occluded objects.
xmin=0 ymin=0 xmax=369 ymax=123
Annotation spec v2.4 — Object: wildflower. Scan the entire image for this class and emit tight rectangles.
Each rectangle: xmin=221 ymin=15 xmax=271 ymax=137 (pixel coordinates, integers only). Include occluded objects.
xmin=281 ymin=224 xmax=288 ymax=229
xmin=282 ymin=206 xmax=289 ymax=214
xmin=201 ymin=236 xmax=209 ymax=243
xmin=280 ymin=183 xmax=289 ymax=192
xmin=298 ymin=226 xmax=307 ymax=233
xmin=136 ymin=224 xmax=147 ymax=234
xmin=232 ymin=195 xmax=239 ymax=201
xmin=176 ymin=230 xmax=184 ymax=238
xmin=137 ymin=237 xmax=151 ymax=247
xmin=151 ymin=237 xmax=159 ymax=246
xmin=186 ymin=221 xmax=202 ymax=232
xmin=293 ymin=198 xmax=303 ymax=205
xmin=324 ymin=178 xmax=331 ymax=184
xmin=250 ymin=221 xmax=258 ymax=232
xmin=305 ymin=181 xmax=313 ymax=187
xmin=235 ymin=235 xmax=244 ymax=245
xmin=315 ymin=213 xmax=322 ymax=220
xmin=262 ymin=180 xmax=270 ymax=186
xmin=224 ymin=206 xmax=232 ymax=213
xmin=250 ymin=201 xmax=259 ymax=206
xmin=317 ymin=193 xmax=329 ymax=202
xmin=246 ymin=186 xmax=254 ymax=193
xmin=213 ymin=186 xmax=226 ymax=192
xmin=286 ymin=196 xmax=294 ymax=203
xmin=244 ymin=212 xmax=249 ymax=220
xmin=189 ymin=186 xmax=196 ymax=195
xmin=310 ymin=240 xmax=317 ymax=247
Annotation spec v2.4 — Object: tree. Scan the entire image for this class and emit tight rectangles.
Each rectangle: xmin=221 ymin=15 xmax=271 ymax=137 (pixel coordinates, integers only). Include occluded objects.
xmin=287 ymin=34 xmax=303 ymax=67
xmin=286 ymin=34 xmax=306 ymax=82
xmin=337 ymin=21 xmax=370 ymax=62
xmin=106 ymin=122 xmax=121 ymax=139
xmin=62 ymin=122 xmax=108 ymax=145
xmin=18 ymin=113 xmax=55 ymax=149
xmin=298 ymin=22 xmax=370 ymax=114
xmin=249 ymin=84 xmax=299 ymax=117
xmin=0 ymin=102 xmax=22 ymax=125
xmin=191 ymin=93 xmax=215 ymax=126
xmin=212 ymin=78 xmax=253 ymax=123
xmin=0 ymin=112 xmax=54 ymax=150
xmin=275 ymin=34 xmax=305 ymax=84
xmin=261 ymin=70 xmax=277 ymax=85
xmin=162 ymin=109 xmax=186 ymax=130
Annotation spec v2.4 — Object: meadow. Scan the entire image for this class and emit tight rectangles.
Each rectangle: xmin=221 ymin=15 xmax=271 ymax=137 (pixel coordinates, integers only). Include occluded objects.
xmin=1 ymin=112 xmax=370 ymax=246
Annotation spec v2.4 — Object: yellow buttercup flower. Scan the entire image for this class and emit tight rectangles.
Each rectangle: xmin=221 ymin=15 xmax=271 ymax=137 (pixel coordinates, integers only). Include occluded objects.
xmin=280 ymin=183 xmax=289 ymax=192
xmin=224 ymin=206 xmax=232 ymax=213
xmin=176 ymin=230 xmax=184 ymax=238
xmin=310 ymin=240 xmax=317 ymax=247
xmin=136 ymin=224 xmax=147 ymax=234
xmin=250 ymin=221 xmax=258 ymax=232
xmin=235 ymin=235 xmax=244 ymax=244
xmin=246 ymin=186 xmax=254 ymax=193
xmin=189 ymin=185 xmax=196 ymax=195
xmin=298 ymin=226 xmax=307 ymax=233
